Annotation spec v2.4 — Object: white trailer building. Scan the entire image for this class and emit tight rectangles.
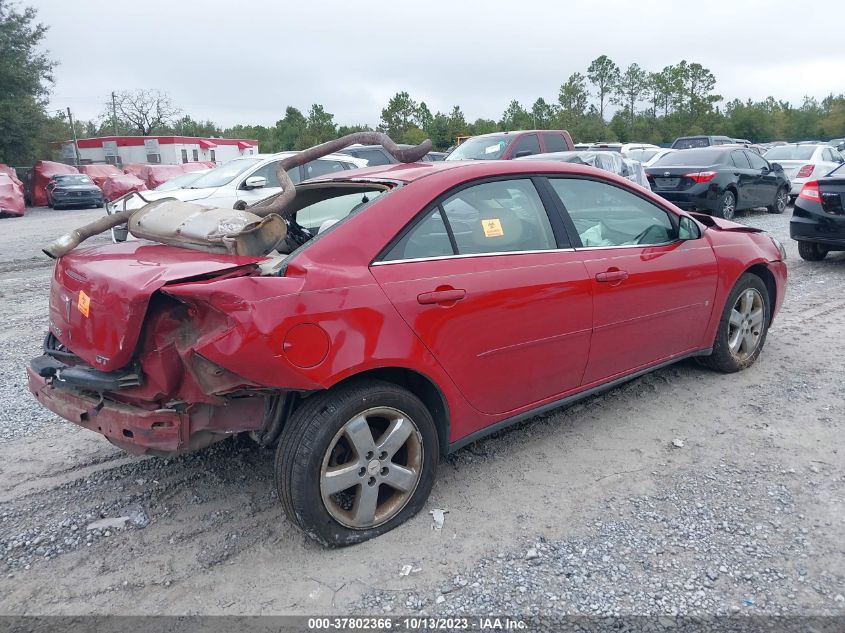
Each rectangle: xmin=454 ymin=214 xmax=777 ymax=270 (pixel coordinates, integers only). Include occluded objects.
xmin=61 ymin=135 xmax=259 ymax=166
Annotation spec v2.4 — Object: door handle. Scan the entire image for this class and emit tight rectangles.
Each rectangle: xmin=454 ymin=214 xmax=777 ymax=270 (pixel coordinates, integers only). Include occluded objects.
xmin=595 ymin=270 xmax=629 ymax=284
xmin=417 ymin=288 xmax=466 ymax=305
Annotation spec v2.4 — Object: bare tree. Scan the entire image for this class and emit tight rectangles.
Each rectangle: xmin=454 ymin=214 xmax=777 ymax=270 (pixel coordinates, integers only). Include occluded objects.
xmin=110 ymin=90 xmax=180 ymax=135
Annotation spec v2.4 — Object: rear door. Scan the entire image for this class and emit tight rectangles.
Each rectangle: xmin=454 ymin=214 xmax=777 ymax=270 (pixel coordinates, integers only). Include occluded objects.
xmin=546 ymin=176 xmax=718 ymax=385
xmin=730 ymin=150 xmax=757 ymax=206
xmin=370 ymin=177 xmax=593 ymax=415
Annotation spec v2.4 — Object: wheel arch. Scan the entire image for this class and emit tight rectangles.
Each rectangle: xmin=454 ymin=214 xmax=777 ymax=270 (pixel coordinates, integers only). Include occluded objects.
xmin=744 ymin=262 xmax=777 ymax=322
xmin=321 ymin=367 xmax=451 ymax=455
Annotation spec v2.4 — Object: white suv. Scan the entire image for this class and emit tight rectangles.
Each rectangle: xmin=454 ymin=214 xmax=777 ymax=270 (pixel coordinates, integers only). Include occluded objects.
xmin=107 ymin=151 xmax=367 ymax=217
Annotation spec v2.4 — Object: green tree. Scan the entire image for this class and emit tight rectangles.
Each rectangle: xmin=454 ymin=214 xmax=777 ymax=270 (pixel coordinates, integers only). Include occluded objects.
xmin=379 ymin=91 xmax=418 ymax=140
xmin=0 ymin=0 xmax=56 ymax=164
xmin=615 ymin=63 xmax=647 ymax=129
xmin=272 ymin=106 xmax=307 ymax=151
xmin=416 ymin=101 xmax=433 ymax=132
xmin=530 ymin=97 xmax=554 ymax=128
xmin=587 ymin=55 xmax=620 ymax=121
xmin=445 ymin=106 xmax=468 ymax=144
xmin=499 ymin=100 xmax=532 ymax=130
xmin=469 ymin=118 xmax=499 ymax=136
xmin=301 ymin=104 xmax=337 ymax=147
xmin=170 ymin=115 xmax=221 ymax=137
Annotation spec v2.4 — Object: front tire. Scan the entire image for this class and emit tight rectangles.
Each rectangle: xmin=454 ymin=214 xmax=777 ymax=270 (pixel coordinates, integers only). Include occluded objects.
xmin=700 ymin=273 xmax=770 ymax=373
xmin=767 ymin=187 xmax=788 ymax=214
xmin=714 ymin=190 xmax=736 ymax=220
xmin=275 ymin=379 xmax=439 ymax=547
xmin=797 ymin=241 xmax=829 ymax=261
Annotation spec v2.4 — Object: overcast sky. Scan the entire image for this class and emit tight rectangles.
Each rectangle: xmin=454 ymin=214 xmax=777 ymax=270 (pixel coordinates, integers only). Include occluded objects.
xmin=37 ymin=0 xmax=845 ymax=130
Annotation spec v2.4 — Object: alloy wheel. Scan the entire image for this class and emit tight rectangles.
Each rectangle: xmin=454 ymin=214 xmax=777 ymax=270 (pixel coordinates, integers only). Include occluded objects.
xmin=727 ymin=288 xmax=764 ymax=361
xmin=776 ymin=189 xmax=788 ymax=212
xmin=722 ymin=192 xmax=736 ymax=220
xmin=320 ymin=407 xmax=423 ymax=529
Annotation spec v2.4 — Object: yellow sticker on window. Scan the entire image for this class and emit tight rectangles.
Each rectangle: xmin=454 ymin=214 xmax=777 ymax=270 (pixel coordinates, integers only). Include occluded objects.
xmin=77 ymin=290 xmax=90 ymax=318
xmin=482 ymin=218 xmax=504 ymax=237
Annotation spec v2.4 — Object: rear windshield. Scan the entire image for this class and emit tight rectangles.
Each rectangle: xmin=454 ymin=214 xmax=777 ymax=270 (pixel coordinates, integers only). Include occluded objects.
xmin=652 ymin=149 xmax=727 ymax=166
xmin=445 ymin=135 xmax=512 ymax=160
xmin=764 ymin=146 xmax=817 ymax=160
xmin=672 ymin=137 xmax=712 ymax=149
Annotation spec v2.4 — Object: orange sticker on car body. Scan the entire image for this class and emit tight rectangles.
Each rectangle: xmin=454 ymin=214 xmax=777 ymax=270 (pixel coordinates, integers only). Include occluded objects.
xmin=482 ymin=219 xmax=504 ymax=237
xmin=77 ymin=290 xmax=90 ymax=318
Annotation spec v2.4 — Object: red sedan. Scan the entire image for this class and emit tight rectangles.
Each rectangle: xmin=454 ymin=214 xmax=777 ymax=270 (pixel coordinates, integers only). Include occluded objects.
xmin=28 ymin=160 xmax=787 ymax=546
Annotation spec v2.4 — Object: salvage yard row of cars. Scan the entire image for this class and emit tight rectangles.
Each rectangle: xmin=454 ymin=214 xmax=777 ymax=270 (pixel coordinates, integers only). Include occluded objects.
xmin=27 ymin=130 xmax=795 ymax=546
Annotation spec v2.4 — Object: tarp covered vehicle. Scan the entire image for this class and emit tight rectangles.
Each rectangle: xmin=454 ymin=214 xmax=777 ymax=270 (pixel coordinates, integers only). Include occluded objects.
xmin=29 ymin=161 xmax=79 ymax=207
xmin=101 ymin=173 xmax=147 ymax=202
xmin=78 ymin=164 xmax=123 ymax=189
xmin=0 ymin=173 xmax=25 ymax=217
xmin=518 ymin=151 xmax=651 ymax=190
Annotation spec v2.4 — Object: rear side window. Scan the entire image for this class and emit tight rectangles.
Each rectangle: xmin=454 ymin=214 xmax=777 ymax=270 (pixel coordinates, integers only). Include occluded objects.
xmin=354 ymin=148 xmax=392 ymax=166
xmin=731 ymin=151 xmax=751 ymax=168
xmin=513 ymin=134 xmax=541 ymax=157
xmin=383 ymin=178 xmax=557 ymax=261
xmin=549 ymin=178 xmax=675 ymax=247
xmin=305 ymin=160 xmax=348 ymax=179
xmin=542 ymin=133 xmax=567 ymax=153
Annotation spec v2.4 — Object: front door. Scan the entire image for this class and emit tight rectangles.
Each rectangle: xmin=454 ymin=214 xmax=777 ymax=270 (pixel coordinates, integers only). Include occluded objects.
xmin=546 ymin=177 xmax=718 ymax=385
xmin=370 ymin=177 xmax=593 ymax=415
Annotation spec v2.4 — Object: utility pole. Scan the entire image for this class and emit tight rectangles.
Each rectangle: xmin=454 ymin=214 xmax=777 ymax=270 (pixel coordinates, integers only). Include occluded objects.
xmin=111 ymin=91 xmax=119 ymax=136
xmin=66 ymin=107 xmax=81 ymax=166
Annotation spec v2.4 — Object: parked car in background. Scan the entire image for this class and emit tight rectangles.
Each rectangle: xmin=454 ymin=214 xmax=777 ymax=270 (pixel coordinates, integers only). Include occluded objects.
xmin=763 ymin=143 xmax=844 ymax=201
xmin=444 ymin=130 xmax=574 ymax=160
xmin=29 ymin=159 xmax=786 ymax=546
xmin=337 ymin=144 xmax=448 ymax=165
xmin=642 ymin=148 xmax=675 ymax=167
xmin=0 ymin=172 xmax=25 ymax=217
xmin=153 ymin=169 xmax=211 ymax=192
xmin=106 ymin=152 xmax=367 ymax=241
xmin=790 ymin=163 xmax=845 ymax=260
xmin=826 ymin=138 xmax=845 ymax=152
xmin=518 ymin=151 xmax=651 ymax=189
xmin=45 ymin=174 xmax=104 ymax=209
xmin=646 ymin=147 xmax=790 ymax=219
xmin=671 ymin=135 xmax=734 ymax=150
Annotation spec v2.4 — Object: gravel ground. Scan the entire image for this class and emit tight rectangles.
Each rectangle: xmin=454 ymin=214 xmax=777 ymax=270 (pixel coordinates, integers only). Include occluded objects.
xmin=0 ymin=204 xmax=842 ymax=619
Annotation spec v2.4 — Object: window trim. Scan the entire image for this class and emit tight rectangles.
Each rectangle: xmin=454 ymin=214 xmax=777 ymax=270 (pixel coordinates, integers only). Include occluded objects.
xmin=542 ymin=174 xmax=682 ymax=249
xmin=372 ymin=174 xmax=571 ymax=265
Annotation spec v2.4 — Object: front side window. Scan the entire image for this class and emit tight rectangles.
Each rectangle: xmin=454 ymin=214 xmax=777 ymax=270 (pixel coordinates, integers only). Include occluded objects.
xmin=549 ymin=178 xmax=675 ymax=247
xmin=384 ymin=179 xmax=557 ymax=261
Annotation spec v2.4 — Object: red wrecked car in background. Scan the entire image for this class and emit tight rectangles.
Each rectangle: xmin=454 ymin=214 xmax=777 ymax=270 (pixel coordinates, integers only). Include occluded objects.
xmin=28 ymin=159 xmax=787 ymax=546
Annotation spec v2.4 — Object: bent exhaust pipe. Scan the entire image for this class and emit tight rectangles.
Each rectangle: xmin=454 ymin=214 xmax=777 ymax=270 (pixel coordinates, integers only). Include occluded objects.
xmin=43 ymin=132 xmax=432 ymax=259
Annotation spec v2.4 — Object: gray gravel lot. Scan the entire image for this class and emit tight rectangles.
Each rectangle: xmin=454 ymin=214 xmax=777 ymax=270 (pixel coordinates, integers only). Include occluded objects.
xmin=0 ymin=204 xmax=842 ymax=618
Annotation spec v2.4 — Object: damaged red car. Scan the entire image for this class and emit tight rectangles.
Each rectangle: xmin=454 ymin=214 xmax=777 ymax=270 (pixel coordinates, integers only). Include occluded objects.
xmin=28 ymin=158 xmax=787 ymax=546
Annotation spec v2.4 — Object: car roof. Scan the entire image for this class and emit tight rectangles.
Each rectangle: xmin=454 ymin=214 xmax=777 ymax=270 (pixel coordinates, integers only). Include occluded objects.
xmin=304 ymin=158 xmax=629 ymax=185
xmin=465 ymin=130 xmax=565 ymax=139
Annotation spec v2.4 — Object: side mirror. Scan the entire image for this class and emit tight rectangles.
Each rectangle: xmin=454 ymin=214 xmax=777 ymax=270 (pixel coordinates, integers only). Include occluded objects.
xmin=678 ymin=215 xmax=701 ymax=240
xmin=513 ymin=150 xmax=533 ymax=158
xmin=771 ymin=162 xmax=783 ymax=172
xmin=243 ymin=176 xmax=267 ymax=189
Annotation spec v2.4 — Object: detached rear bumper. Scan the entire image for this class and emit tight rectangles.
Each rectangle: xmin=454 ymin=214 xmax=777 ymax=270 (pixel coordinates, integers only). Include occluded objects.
xmin=27 ymin=367 xmax=184 ymax=454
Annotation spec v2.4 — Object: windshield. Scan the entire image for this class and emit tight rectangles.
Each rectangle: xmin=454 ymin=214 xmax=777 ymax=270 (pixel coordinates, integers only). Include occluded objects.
xmin=652 ymin=149 xmax=726 ymax=166
xmin=296 ymin=189 xmax=386 ymax=233
xmin=626 ymin=149 xmax=661 ymax=162
xmin=187 ymin=158 xmax=262 ymax=188
xmin=55 ymin=175 xmax=92 ymax=185
xmin=155 ymin=171 xmax=207 ymax=191
xmin=764 ymin=146 xmax=818 ymax=160
xmin=445 ymin=135 xmax=512 ymax=160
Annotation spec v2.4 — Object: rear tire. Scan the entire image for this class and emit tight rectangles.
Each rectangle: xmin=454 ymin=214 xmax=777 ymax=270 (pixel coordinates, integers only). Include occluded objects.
xmin=797 ymin=241 xmax=829 ymax=261
xmin=714 ymin=190 xmax=736 ymax=220
xmin=699 ymin=273 xmax=770 ymax=373
xmin=275 ymin=379 xmax=439 ymax=547
xmin=767 ymin=187 xmax=788 ymax=214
